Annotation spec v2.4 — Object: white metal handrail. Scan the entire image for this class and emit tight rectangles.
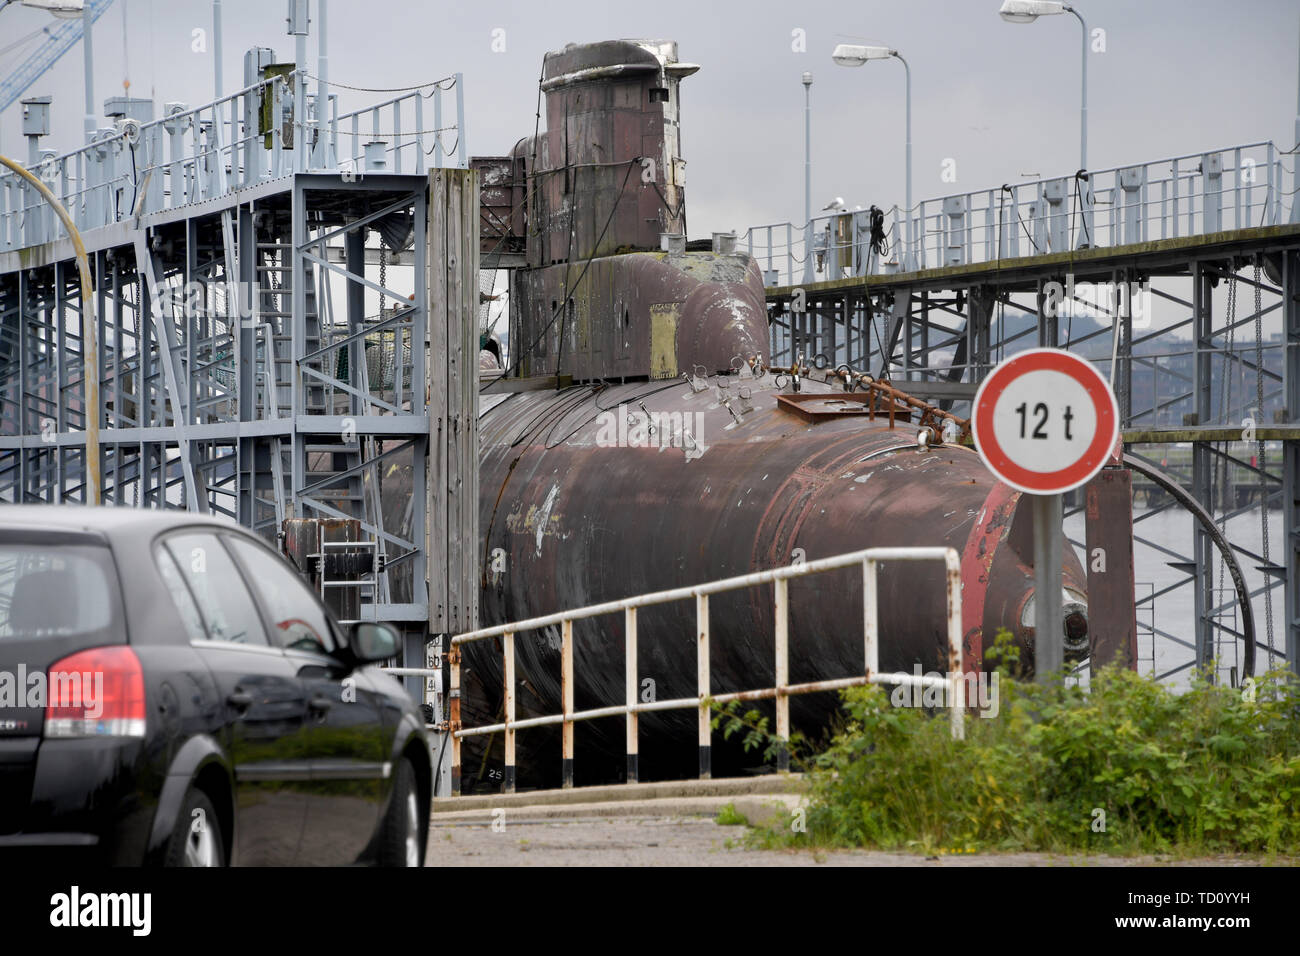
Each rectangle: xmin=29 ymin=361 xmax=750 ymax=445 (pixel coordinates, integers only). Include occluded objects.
xmin=0 ymin=71 xmax=467 ymax=252
xmin=449 ymin=545 xmax=964 ymax=795
xmin=745 ymin=141 xmax=1290 ymax=288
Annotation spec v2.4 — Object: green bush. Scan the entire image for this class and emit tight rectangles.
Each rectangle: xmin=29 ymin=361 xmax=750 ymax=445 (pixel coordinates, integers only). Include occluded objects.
xmin=741 ymin=656 xmax=1300 ymax=856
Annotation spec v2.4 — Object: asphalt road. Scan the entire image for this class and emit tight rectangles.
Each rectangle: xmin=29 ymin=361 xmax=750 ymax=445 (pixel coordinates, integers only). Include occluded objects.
xmin=425 ymin=814 xmax=1263 ymax=867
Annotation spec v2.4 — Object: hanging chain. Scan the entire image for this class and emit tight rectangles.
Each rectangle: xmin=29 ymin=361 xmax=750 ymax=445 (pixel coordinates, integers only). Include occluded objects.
xmin=1216 ymin=271 xmax=1236 ymax=670
xmin=1255 ymin=258 xmax=1276 ymax=660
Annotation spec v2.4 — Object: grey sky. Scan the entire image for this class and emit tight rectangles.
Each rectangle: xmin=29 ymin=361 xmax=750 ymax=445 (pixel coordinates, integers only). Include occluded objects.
xmin=2 ymin=0 xmax=1297 ymax=236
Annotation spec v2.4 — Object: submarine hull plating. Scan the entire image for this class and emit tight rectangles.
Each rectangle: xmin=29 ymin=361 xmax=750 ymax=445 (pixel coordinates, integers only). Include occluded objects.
xmin=462 ymin=373 xmax=1086 ymax=782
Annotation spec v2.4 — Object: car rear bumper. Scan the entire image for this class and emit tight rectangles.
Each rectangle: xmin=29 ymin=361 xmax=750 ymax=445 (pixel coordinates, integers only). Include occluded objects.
xmin=1 ymin=737 xmax=155 ymax=865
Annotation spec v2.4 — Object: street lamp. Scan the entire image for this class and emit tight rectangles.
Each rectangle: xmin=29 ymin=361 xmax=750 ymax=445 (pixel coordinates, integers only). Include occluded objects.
xmin=832 ymin=43 xmax=911 ymax=269
xmin=998 ymin=0 xmax=1088 ymax=172
xmin=12 ymin=0 xmax=85 ymax=16
xmin=802 ymin=72 xmax=812 ymax=233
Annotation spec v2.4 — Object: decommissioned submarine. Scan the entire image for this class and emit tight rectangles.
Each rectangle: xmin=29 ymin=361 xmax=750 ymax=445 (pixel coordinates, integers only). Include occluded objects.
xmin=398 ymin=39 xmax=1089 ymax=787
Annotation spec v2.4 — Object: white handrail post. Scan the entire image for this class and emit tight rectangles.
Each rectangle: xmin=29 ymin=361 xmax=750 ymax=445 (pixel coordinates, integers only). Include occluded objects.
xmin=774 ymin=577 xmax=790 ymax=772
xmin=503 ymin=631 xmax=515 ymax=793
xmin=561 ymin=618 xmax=574 ymax=787
xmin=864 ymin=557 xmax=879 ymax=678
xmin=945 ymin=549 xmax=965 ymax=741
xmin=449 ymin=642 xmax=462 ymax=796
xmin=625 ymin=607 xmax=639 ymax=783
xmin=697 ymin=593 xmax=711 ymax=780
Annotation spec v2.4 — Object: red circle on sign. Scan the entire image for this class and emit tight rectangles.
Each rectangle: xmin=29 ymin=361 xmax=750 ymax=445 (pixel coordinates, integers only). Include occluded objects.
xmin=972 ymin=349 xmax=1118 ymax=494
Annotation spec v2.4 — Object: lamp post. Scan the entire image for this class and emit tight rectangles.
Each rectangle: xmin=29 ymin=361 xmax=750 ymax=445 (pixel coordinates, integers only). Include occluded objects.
xmin=4 ymin=2 xmax=92 ymax=145
xmin=802 ymin=72 xmax=813 ymax=282
xmin=832 ymin=44 xmax=911 ymax=269
xmin=999 ymin=0 xmax=1088 ymax=172
xmin=802 ymin=72 xmax=812 ymax=232
xmin=81 ymin=0 xmax=95 ymax=143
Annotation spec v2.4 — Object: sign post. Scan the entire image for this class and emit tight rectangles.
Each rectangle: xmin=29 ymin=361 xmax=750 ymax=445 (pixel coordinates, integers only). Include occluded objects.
xmin=972 ymin=349 xmax=1119 ymax=683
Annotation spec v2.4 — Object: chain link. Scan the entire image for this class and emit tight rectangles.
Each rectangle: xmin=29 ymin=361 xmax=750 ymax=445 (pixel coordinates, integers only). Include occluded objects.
xmin=1255 ymin=259 xmax=1276 ymax=659
xmin=1215 ymin=272 xmax=1236 ymax=669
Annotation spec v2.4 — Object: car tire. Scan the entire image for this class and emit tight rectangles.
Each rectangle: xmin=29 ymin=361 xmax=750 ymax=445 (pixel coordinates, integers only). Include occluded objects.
xmin=377 ymin=757 xmax=424 ymax=867
xmin=164 ymin=787 xmax=225 ymax=867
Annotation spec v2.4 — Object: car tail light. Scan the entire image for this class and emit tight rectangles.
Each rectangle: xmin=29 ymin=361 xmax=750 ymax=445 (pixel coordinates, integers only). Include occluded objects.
xmin=44 ymin=646 xmax=146 ymax=739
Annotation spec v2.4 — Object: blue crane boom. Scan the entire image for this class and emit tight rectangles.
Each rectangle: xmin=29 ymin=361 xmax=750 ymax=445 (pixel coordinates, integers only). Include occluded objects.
xmin=0 ymin=0 xmax=115 ymax=117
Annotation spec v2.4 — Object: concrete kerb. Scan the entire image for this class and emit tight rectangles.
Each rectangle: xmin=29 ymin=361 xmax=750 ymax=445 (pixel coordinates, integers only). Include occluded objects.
xmin=431 ymin=774 xmax=807 ymax=824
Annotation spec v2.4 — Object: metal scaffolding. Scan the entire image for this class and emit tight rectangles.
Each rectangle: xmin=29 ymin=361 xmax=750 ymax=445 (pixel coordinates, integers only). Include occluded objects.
xmin=759 ymin=183 xmax=1300 ymax=682
xmin=0 ymin=42 xmax=477 ymax=684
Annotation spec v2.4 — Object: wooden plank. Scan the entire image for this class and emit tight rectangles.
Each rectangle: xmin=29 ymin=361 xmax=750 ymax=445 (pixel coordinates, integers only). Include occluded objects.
xmin=427 ymin=170 xmax=449 ymax=633
xmin=426 ymin=167 xmax=480 ymax=639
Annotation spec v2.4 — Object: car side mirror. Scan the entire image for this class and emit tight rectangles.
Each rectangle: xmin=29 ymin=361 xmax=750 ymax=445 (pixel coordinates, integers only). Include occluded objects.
xmin=348 ymin=622 xmax=400 ymax=664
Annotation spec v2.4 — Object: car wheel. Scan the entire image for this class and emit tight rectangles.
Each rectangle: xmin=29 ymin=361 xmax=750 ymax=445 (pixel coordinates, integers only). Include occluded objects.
xmin=378 ymin=757 xmax=424 ymax=867
xmin=164 ymin=787 xmax=225 ymax=867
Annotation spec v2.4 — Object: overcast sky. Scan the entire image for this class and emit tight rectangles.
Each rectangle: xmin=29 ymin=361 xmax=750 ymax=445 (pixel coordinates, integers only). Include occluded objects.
xmin=2 ymin=0 xmax=1298 ymax=237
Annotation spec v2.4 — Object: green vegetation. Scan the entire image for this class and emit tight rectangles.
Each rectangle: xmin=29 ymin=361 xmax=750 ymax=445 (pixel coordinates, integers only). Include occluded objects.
xmin=712 ymin=631 xmax=1300 ymax=858
xmin=714 ymin=802 xmax=748 ymax=827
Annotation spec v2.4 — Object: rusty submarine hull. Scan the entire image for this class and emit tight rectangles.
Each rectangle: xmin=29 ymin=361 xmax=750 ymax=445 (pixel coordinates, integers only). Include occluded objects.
xmin=385 ymin=38 xmax=1089 ymax=787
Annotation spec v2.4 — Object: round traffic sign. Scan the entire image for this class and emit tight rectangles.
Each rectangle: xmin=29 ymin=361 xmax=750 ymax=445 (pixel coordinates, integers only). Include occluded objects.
xmin=972 ymin=348 xmax=1119 ymax=495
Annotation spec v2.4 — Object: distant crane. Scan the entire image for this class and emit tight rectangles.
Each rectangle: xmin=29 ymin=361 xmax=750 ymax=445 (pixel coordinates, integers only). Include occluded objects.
xmin=0 ymin=0 xmax=115 ymax=119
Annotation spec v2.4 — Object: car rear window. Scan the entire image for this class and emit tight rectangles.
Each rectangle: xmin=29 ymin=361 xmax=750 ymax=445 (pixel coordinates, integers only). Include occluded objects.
xmin=0 ymin=543 xmax=117 ymax=640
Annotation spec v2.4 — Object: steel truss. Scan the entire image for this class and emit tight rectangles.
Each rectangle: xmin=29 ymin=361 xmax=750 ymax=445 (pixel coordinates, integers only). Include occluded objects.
xmin=765 ymin=228 xmax=1300 ymax=682
xmin=0 ymin=173 xmax=432 ymax=628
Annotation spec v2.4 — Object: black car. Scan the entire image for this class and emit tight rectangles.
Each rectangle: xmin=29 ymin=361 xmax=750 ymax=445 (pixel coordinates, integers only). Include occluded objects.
xmin=0 ymin=506 xmax=431 ymax=866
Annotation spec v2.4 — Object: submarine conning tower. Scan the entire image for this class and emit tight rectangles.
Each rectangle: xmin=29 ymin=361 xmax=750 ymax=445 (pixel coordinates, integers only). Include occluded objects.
xmin=486 ymin=39 xmax=769 ymax=382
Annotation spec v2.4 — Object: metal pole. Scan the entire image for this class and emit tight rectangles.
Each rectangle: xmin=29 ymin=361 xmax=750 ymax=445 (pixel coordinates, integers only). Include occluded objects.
xmin=802 ymin=72 xmax=812 ymax=232
xmin=449 ymin=645 xmax=461 ymax=796
xmin=774 ymin=577 xmax=790 ymax=772
xmin=82 ymin=0 xmax=96 ymax=143
xmin=289 ymin=0 xmax=308 ymax=173
xmin=696 ymin=592 xmax=711 ymax=779
xmin=897 ymin=53 xmax=912 ymax=270
xmin=1068 ymin=5 xmax=1088 ymax=171
xmin=315 ymin=0 xmax=328 ymax=167
xmin=1032 ymin=493 xmax=1064 ymax=682
xmin=1294 ymin=13 xmax=1300 ymax=222
xmin=561 ymin=618 xmax=574 ymax=787
xmin=0 ymin=156 xmax=100 ymax=505
xmin=625 ymin=607 xmax=638 ymax=783
xmin=502 ymin=631 xmax=515 ymax=793
xmin=213 ymin=0 xmax=223 ymax=99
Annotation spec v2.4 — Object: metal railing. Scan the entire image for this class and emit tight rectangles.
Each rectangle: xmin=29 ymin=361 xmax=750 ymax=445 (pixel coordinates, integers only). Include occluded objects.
xmin=0 ymin=70 xmax=466 ymax=252
xmin=448 ymin=545 xmax=964 ymax=795
xmin=745 ymin=141 xmax=1291 ymax=287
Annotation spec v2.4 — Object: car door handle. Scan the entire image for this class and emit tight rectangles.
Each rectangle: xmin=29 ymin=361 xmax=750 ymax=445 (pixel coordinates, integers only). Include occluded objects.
xmin=308 ymin=695 xmax=333 ymax=716
xmin=226 ymin=689 xmax=254 ymax=711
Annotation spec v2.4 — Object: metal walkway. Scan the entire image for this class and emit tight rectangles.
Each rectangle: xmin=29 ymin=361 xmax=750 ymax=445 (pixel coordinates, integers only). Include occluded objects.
xmin=0 ymin=17 xmax=479 ymax=692
xmin=747 ymin=145 xmax=1300 ymax=684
